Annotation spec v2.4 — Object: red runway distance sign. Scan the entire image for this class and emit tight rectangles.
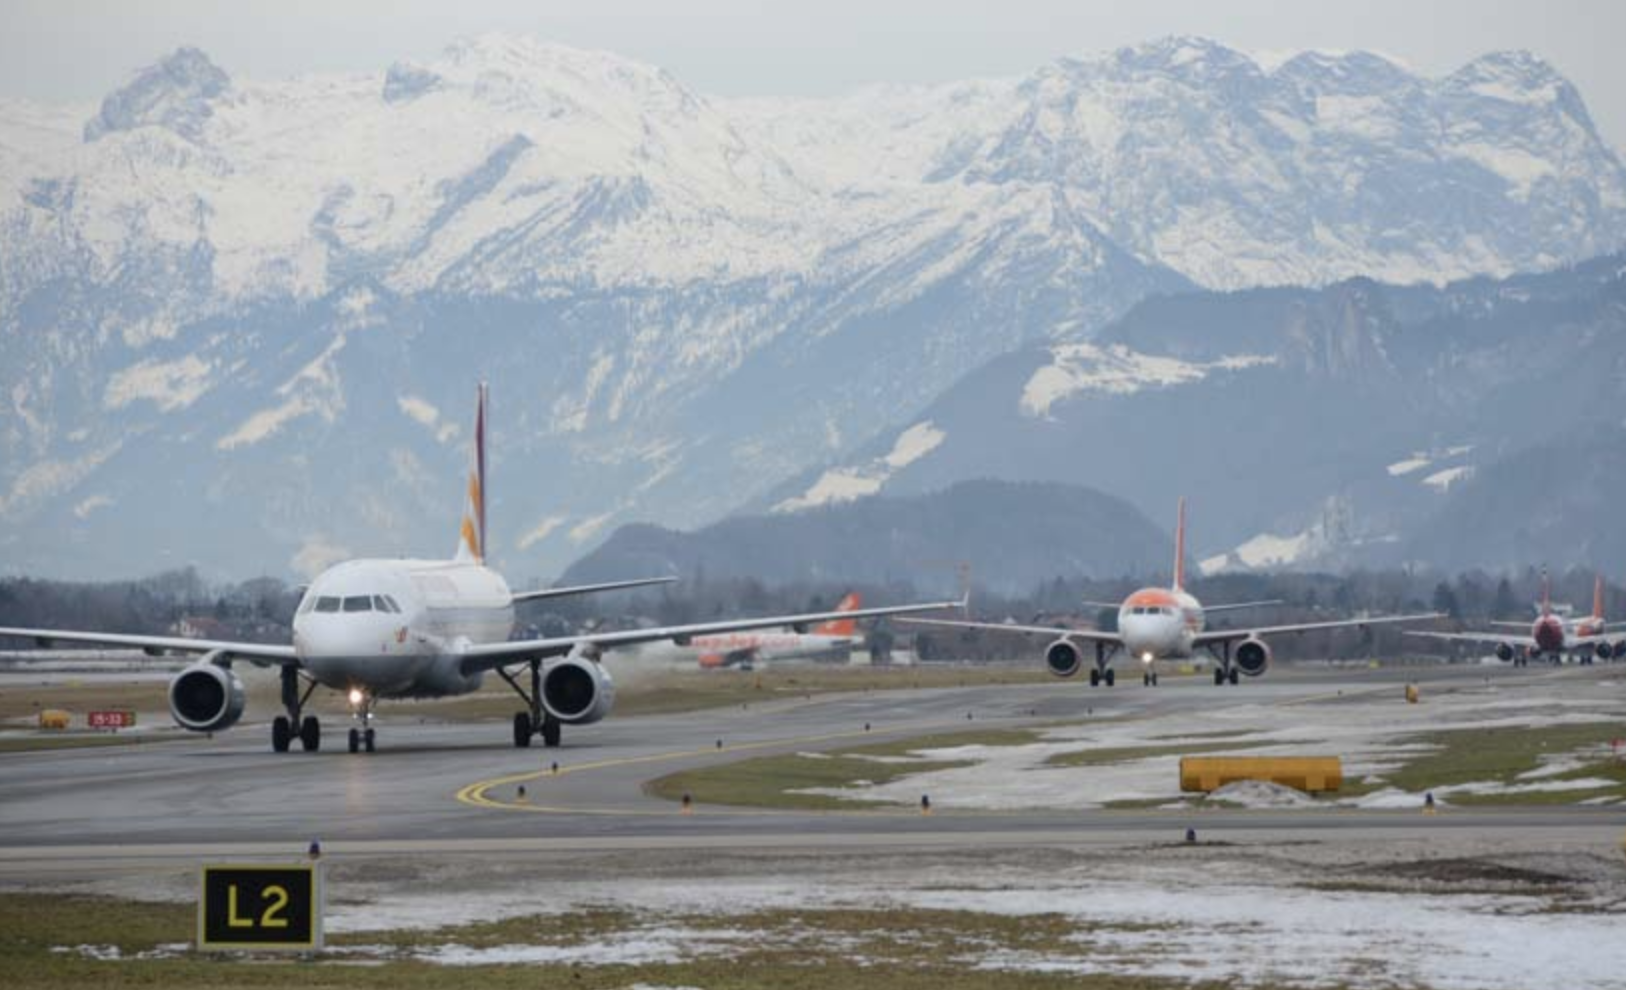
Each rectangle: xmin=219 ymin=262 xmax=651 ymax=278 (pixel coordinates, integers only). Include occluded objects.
xmin=87 ymin=710 xmax=136 ymax=729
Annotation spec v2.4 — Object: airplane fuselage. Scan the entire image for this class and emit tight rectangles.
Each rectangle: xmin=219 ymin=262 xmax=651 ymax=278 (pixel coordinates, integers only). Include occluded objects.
xmin=1117 ymin=587 xmax=1206 ymax=665
xmin=292 ymin=558 xmax=515 ymax=698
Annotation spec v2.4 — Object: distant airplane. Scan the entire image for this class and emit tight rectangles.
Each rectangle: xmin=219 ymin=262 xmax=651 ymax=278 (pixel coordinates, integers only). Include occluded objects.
xmin=1408 ymin=572 xmax=1619 ymax=666
xmin=0 ymin=385 xmax=956 ymax=753
xmin=903 ymin=497 xmax=1438 ymax=686
xmin=632 ymin=591 xmax=864 ymax=669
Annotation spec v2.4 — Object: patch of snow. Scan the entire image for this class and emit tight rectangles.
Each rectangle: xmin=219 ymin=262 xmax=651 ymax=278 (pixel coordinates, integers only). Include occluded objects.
xmin=72 ymin=494 xmax=114 ymax=520
xmin=1423 ymin=465 xmax=1475 ymax=491
xmin=568 ymin=512 xmax=615 ymax=544
xmin=517 ymin=516 xmax=567 ymax=551
xmin=773 ymin=420 xmax=945 ymax=513
xmin=397 ymin=394 xmax=459 ymax=444
xmin=1206 ymin=779 xmax=1317 ymax=808
xmin=1020 ymin=344 xmax=1273 ymax=418
xmin=1387 ymin=455 xmax=1432 ymax=476
xmin=103 ymin=356 xmax=213 ymax=412
xmin=1231 ymin=531 xmax=1312 ymax=569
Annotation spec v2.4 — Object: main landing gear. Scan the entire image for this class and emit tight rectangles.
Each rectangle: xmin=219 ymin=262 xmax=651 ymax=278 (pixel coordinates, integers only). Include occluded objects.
xmin=499 ymin=658 xmax=562 ymax=748
xmin=347 ymin=690 xmax=377 ymax=753
xmin=1207 ymin=642 xmax=1241 ymax=686
xmin=1142 ymin=670 xmax=1160 ymax=686
xmin=271 ymin=666 xmax=322 ymax=753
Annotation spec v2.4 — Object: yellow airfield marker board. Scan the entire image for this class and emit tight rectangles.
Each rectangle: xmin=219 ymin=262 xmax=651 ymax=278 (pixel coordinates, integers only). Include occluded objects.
xmin=197 ymin=863 xmax=323 ymax=951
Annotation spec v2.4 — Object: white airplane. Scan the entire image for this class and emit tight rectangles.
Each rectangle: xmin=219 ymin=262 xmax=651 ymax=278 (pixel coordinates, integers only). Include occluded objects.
xmin=0 ymin=385 xmax=957 ymax=753
xmin=904 ymin=498 xmax=1438 ymax=686
xmin=632 ymin=591 xmax=864 ymax=669
xmin=1408 ymin=572 xmax=1621 ymax=666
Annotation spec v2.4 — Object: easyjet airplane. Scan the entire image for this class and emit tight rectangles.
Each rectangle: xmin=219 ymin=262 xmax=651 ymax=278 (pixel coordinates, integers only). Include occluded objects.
xmin=643 ymin=592 xmax=865 ymax=669
xmin=905 ymin=498 xmax=1438 ymax=686
xmin=1407 ymin=572 xmax=1620 ymax=666
xmin=0 ymin=386 xmax=957 ymax=753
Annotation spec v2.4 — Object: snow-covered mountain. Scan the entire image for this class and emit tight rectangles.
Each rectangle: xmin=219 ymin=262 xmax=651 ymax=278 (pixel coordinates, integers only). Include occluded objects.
xmin=2 ymin=35 xmax=1622 ymax=579
xmin=763 ymin=254 xmax=1626 ymax=574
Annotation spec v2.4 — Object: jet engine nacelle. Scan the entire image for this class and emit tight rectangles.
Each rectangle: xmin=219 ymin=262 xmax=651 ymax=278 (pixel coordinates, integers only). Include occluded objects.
xmin=1044 ymin=639 xmax=1082 ymax=678
xmin=1595 ymin=641 xmax=1614 ymax=660
xmin=1234 ymin=637 xmax=1271 ymax=677
xmin=1494 ymin=642 xmax=1515 ymax=662
xmin=168 ymin=655 xmax=246 ymax=732
xmin=542 ymin=657 xmax=616 ymax=725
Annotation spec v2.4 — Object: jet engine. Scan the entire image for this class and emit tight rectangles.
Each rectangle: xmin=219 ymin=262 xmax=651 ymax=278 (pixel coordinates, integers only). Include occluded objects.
xmin=1595 ymin=641 xmax=1615 ymax=661
xmin=1044 ymin=639 xmax=1082 ymax=678
xmin=1494 ymin=642 xmax=1515 ymax=662
xmin=168 ymin=655 xmax=246 ymax=732
xmin=1234 ymin=638 xmax=1271 ymax=677
xmin=542 ymin=657 xmax=616 ymax=725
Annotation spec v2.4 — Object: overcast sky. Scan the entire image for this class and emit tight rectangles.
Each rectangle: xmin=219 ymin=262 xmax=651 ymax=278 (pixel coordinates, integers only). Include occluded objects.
xmin=5 ymin=0 xmax=1622 ymax=149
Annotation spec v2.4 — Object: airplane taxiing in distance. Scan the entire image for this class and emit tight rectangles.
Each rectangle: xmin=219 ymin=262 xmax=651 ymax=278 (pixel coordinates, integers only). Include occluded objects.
xmin=904 ymin=498 xmax=1439 ymax=686
xmin=1407 ymin=572 xmax=1621 ymax=666
xmin=630 ymin=592 xmax=865 ymax=669
xmin=0 ymin=385 xmax=959 ymax=754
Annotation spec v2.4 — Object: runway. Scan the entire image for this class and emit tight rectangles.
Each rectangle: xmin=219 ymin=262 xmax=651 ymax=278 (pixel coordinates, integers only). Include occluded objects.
xmin=1 ymin=663 xmax=1621 ymax=877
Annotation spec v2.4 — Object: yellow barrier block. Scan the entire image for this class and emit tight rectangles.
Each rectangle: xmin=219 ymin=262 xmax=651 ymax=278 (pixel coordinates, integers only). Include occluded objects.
xmin=1405 ymin=683 xmax=1420 ymax=704
xmin=38 ymin=710 xmax=71 ymax=730
xmin=1180 ymin=756 xmax=1343 ymax=793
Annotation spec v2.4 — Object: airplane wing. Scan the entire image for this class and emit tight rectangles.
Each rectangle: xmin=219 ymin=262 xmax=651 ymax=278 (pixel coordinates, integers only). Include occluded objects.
xmin=0 ymin=626 xmax=298 ymax=664
xmin=511 ymin=576 xmax=678 ymax=603
xmin=1486 ymin=621 xmax=1534 ymax=631
xmin=1202 ymin=599 xmax=1285 ymax=614
xmin=1404 ymin=629 xmax=1534 ymax=648
xmin=457 ymin=599 xmax=961 ymax=674
xmin=1194 ymin=613 xmax=1442 ymax=647
xmin=897 ymin=617 xmax=1124 ymax=644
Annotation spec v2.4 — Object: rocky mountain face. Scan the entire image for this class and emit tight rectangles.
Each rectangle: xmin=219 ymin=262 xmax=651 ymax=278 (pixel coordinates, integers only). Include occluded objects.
xmin=1 ymin=35 xmax=1621 ymax=579
xmin=562 ymin=480 xmax=1171 ymax=595
xmin=764 ymin=254 xmax=1626 ymax=575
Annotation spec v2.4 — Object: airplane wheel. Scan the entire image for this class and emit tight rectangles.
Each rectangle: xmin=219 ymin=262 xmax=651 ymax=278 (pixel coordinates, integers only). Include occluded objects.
xmin=299 ymin=716 xmax=320 ymax=752
xmin=513 ymin=712 xmax=533 ymax=748
xmin=1089 ymin=668 xmax=1100 ymax=687
xmin=1104 ymin=669 xmax=1115 ymax=687
xmin=1228 ymin=668 xmax=1240 ymax=686
xmin=348 ymin=727 xmax=360 ymax=753
xmin=542 ymin=717 xmax=562 ymax=748
xmin=271 ymin=716 xmax=291 ymax=753
xmin=1151 ymin=672 xmax=1159 ymax=686
xmin=1143 ymin=672 xmax=1150 ymax=686
xmin=1214 ymin=668 xmax=1225 ymax=686
xmin=364 ymin=728 xmax=376 ymax=753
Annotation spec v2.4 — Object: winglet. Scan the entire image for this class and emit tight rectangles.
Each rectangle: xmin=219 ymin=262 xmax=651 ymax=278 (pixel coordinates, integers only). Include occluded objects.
xmin=455 ymin=382 xmax=488 ymax=564
xmin=1172 ymin=496 xmax=1187 ymax=591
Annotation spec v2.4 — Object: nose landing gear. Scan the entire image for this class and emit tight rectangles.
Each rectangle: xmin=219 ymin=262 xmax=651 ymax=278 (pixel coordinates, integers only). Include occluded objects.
xmin=347 ymin=689 xmax=376 ymax=753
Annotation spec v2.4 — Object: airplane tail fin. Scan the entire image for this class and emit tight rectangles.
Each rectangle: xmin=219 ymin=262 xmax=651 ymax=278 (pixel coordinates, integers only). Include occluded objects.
xmin=1594 ymin=574 xmax=1605 ymax=621
xmin=1539 ymin=568 xmax=1551 ymax=617
xmin=454 ymin=383 xmax=489 ymax=565
xmin=1172 ymin=496 xmax=1187 ymax=591
xmin=814 ymin=593 xmax=861 ymax=637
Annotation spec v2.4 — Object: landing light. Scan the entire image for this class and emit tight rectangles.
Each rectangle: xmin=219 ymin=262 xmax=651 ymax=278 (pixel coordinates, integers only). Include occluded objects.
xmin=1141 ymin=652 xmax=1154 ymax=664
xmin=348 ymin=688 xmax=364 ymax=706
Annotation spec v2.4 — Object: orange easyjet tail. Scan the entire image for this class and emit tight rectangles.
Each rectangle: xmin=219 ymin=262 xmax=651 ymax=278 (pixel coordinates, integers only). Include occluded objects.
xmin=814 ymin=593 xmax=861 ymax=637
xmin=1594 ymin=574 xmax=1606 ymax=621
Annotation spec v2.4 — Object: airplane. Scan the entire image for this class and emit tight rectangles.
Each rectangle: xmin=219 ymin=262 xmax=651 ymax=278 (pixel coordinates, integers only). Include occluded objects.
xmin=903 ymin=497 xmax=1439 ymax=687
xmin=1407 ymin=572 xmax=1621 ymax=666
xmin=644 ymin=591 xmax=864 ymax=669
xmin=0 ymin=385 xmax=958 ymax=753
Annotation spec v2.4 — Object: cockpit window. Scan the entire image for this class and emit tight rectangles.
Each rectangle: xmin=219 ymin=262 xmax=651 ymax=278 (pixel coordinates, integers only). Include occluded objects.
xmin=372 ymin=595 xmax=395 ymax=613
xmin=342 ymin=596 xmax=372 ymax=613
xmin=384 ymin=595 xmax=402 ymax=613
xmin=315 ymin=597 xmax=341 ymax=613
xmin=298 ymin=597 xmax=316 ymax=615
